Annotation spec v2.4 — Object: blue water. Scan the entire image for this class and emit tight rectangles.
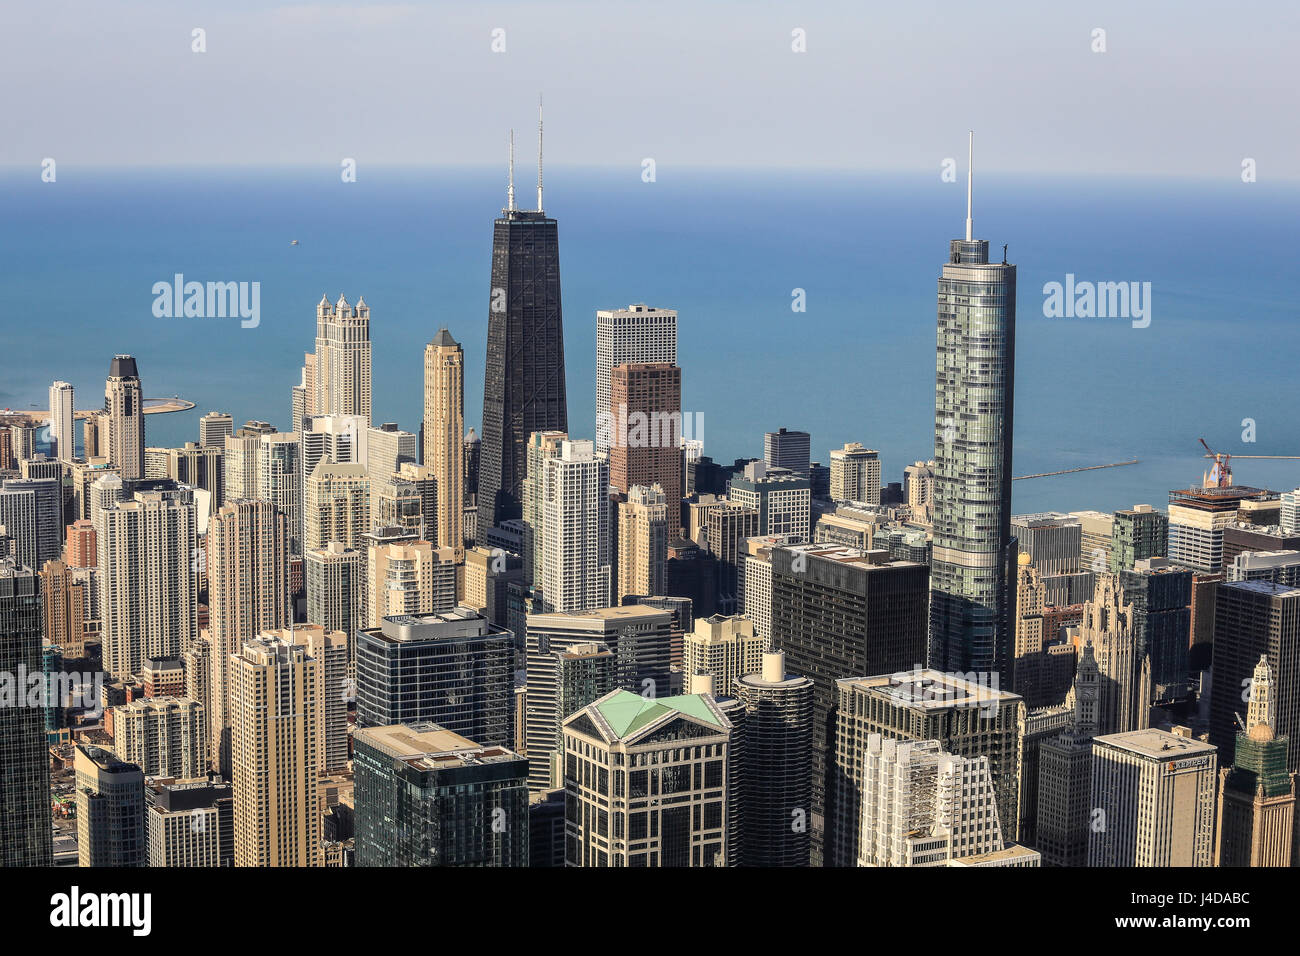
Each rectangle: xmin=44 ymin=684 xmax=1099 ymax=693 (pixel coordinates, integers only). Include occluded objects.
xmin=2 ymin=166 xmax=1298 ymax=514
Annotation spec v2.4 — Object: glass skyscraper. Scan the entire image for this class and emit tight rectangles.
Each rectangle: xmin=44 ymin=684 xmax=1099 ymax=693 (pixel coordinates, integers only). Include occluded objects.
xmin=929 ymin=136 xmax=1018 ymax=679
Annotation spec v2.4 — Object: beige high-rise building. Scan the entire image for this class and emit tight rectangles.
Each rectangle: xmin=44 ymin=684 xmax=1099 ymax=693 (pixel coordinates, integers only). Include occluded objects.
xmin=269 ymin=626 xmax=350 ymax=774
xmin=1011 ymin=553 xmax=1051 ymax=707
xmin=683 ymin=613 xmax=763 ymax=695
xmin=1089 ymin=728 xmax=1217 ymax=867
xmin=207 ymin=499 xmax=290 ymax=776
xmin=829 ymin=442 xmax=881 ymax=505
xmin=617 ymin=483 xmax=668 ymax=603
xmin=41 ymin=558 xmax=89 ymax=659
xmin=230 ymin=635 xmax=321 ymax=867
xmin=312 ymin=294 xmax=372 ymax=425
xmin=423 ymin=329 xmax=464 ymax=560
xmin=303 ymin=459 xmax=370 ymax=553
xmin=112 ymin=696 xmax=207 ymax=778
xmin=222 ymin=432 xmax=261 ymax=502
xmin=1077 ymin=572 xmax=1151 ymax=736
xmin=98 ymin=489 xmax=198 ymax=679
xmin=103 ymin=355 xmax=145 ymax=480
xmin=366 ymin=539 xmax=457 ymax=628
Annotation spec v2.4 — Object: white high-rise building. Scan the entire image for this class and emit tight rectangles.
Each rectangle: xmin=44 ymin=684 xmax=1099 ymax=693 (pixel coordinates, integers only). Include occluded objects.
xmin=857 ymin=734 xmax=1039 ymax=867
xmin=98 ymin=489 xmax=198 ymax=679
xmin=312 ymin=294 xmax=372 ymax=425
xmin=258 ymin=433 xmax=302 ymax=554
xmin=198 ymin=411 xmax=234 ymax=448
xmin=595 ymin=305 xmax=677 ymax=455
xmin=222 ymin=432 xmax=261 ymax=502
xmin=829 ymin=442 xmax=881 ymax=505
xmin=540 ymin=440 xmax=610 ymax=614
xmin=48 ymin=381 xmax=75 ymax=461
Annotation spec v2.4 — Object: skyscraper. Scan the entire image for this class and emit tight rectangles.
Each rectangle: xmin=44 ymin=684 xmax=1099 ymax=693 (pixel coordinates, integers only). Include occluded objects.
xmin=312 ymin=294 xmax=372 ymax=424
xmin=230 ymin=635 xmax=321 ymax=867
xmin=608 ymin=362 xmax=682 ymax=509
xmin=48 ymin=380 xmax=75 ymax=461
xmin=830 ymin=670 xmax=1024 ymax=868
xmin=563 ymin=690 xmax=732 ymax=867
xmin=353 ymin=723 xmax=529 ymax=867
xmin=856 ymin=735 xmax=1039 ymax=867
xmin=730 ymin=650 xmax=814 ymax=867
xmin=763 ymin=428 xmax=811 ymax=477
xmin=616 ymin=483 xmax=668 ymax=603
xmin=770 ymin=543 xmax=930 ymax=860
xmin=303 ymin=459 xmax=370 ymax=553
xmin=206 ymin=499 xmax=291 ymax=775
xmin=355 ymin=607 xmax=514 ymax=746
xmin=595 ymin=304 xmax=677 ymax=455
xmin=1211 ymin=580 xmax=1300 ymax=771
xmin=1215 ymin=655 xmax=1296 ymax=867
xmin=198 ymin=411 xmax=234 ymax=448
xmin=929 ymin=135 xmax=1018 ymax=680
xmin=112 ymin=696 xmax=207 ymax=778
xmin=98 ymin=489 xmax=198 ymax=679
xmin=423 ymin=328 xmax=464 ymax=559
xmin=104 ymin=354 xmax=145 ymax=480
xmin=479 ymin=111 xmax=567 ymax=530
xmin=258 ymin=432 xmax=302 ymax=554
xmin=75 ymin=743 xmax=146 ymax=867
xmin=828 ymin=442 xmax=880 ymax=505
xmin=0 ymin=559 xmax=52 ymax=865
xmin=1088 ymin=728 xmax=1217 ymax=867
xmin=539 ymin=439 xmax=610 ymax=614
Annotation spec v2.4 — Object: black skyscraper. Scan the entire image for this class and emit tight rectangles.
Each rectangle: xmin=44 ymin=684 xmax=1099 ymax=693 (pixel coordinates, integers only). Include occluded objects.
xmin=478 ymin=115 xmax=567 ymax=529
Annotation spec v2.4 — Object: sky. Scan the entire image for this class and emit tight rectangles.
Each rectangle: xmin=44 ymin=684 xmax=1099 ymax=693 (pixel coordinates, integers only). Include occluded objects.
xmin=2 ymin=0 xmax=1297 ymax=179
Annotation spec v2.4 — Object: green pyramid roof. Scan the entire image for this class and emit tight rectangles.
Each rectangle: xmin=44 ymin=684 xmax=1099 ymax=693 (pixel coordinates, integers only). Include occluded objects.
xmin=593 ymin=690 xmax=723 ymax=738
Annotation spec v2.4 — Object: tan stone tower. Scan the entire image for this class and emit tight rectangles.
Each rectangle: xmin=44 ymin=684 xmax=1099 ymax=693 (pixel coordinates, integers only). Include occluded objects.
xmin=423 ymin=329 xmax=464 ymax=563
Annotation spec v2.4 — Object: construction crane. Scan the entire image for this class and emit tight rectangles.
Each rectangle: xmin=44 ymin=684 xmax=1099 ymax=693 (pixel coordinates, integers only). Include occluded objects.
xmin=1199 ymin=438 xmax=1300 ymax=489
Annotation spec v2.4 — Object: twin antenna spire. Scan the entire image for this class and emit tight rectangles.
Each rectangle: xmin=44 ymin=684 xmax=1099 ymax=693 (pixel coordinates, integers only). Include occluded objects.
xmin=506 ymin=95 xmax=544 ymax=213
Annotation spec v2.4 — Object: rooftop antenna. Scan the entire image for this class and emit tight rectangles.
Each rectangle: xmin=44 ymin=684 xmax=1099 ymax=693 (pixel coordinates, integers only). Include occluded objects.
xmin=537 ymin=93 xmax=544 ymax=213
xmin=965 ymin=130 xmax=974 ymax=241
xmin=507 ymin=129 xmax=516 ymax=212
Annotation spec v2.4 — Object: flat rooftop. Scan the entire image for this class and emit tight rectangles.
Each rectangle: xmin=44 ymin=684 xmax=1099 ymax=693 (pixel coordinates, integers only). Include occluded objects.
xmin=839 ymin=669 xmax=1021 ymax=710
xmin=1094 ymin=727 xmax=1216 ymax=759
xmin=356 ymin=722 xmax=521 ymax=770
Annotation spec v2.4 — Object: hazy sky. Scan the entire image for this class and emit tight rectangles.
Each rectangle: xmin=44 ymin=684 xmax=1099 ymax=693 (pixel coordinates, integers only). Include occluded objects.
xmin=3 ymin=0 xmax=1297 ymax=179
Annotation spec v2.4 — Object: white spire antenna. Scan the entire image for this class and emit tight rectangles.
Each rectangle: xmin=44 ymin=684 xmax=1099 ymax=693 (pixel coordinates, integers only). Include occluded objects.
xmin=965 ymin=130 xmax=974 ymax=241
xmin=537 ymin=93 xmax=544 ymax=213
xmin=507 ymin=129 xmax=516 ymax=212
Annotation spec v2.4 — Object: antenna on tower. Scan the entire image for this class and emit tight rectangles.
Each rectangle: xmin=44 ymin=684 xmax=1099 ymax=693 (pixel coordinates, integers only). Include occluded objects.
xmin=507 ymin=129 xmax=516 ymax=212
xmin=965 ymin=130 xmax=974 ymax=241
xmin=537 ymin=93 xmax=544 ymax=213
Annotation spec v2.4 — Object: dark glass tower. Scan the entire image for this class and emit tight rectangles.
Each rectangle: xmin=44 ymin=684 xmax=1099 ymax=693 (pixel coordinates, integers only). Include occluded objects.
xmin=0 ymin=559 xmax=53 ymax=865
xmin=478 ymin=118 xmax=567 ymax=528
xmin=929 ymin=134 xmax=1018 ymax=680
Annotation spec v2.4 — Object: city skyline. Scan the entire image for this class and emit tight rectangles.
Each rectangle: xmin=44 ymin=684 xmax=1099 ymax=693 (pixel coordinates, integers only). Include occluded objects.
xmin=2 ymin=2 xmax=1295 ymax=916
